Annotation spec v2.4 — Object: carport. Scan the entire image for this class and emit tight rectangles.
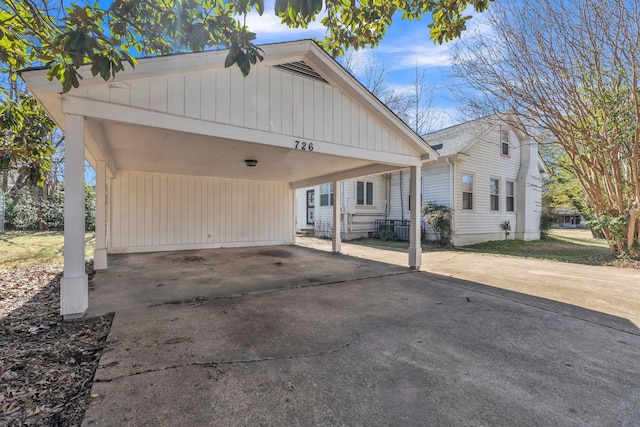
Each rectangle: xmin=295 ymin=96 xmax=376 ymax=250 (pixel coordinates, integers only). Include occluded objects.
xmin=22 ymin=40 xmax=437 ymax=318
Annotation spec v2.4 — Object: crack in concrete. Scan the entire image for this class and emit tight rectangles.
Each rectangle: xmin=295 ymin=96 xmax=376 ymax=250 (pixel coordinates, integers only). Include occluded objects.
xmin=94 ymin=334 xmax=361 ymax=383
xmin=146 ymin=271 xmax=415 ymax=307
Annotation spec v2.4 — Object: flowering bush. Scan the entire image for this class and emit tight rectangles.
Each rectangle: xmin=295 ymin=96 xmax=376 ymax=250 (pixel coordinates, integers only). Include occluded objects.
xmin=423 ymin=202 xmax=452 ymax=246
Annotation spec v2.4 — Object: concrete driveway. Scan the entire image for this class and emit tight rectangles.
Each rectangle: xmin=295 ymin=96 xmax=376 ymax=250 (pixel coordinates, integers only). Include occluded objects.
xmin=82 ymin=243 xmax=640 ymax=426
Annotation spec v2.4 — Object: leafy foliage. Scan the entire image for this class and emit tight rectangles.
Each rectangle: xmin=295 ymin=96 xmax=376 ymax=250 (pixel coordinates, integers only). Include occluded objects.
xmin=422 ymin=202 xmax=451 ymax=245
xmin=1 ymin=94 xmax=57 ymax=187
xmin=1 ymin=0 xmax=493 ymax=94
xmin=5 ymin=189 xmax=38 ymax=229
xmin=2 ymin=185 xmax=95 ymax=231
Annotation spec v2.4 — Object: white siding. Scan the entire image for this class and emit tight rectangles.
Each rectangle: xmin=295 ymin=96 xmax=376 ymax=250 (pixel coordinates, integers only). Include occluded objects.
xmin=388 ymin=170 xmax=411 ymax=221
xmin=295 ymin=175 xmax=388 ymax=239
xmin=453 ymin=128 xmax=520 ymax=245
xmin=423 ymin=163 xmax=452 ymax=209
xmin=109 ymin=172 xmax=294 ymax=253
xmin=84 ymin=65 xmax=418 ymax=157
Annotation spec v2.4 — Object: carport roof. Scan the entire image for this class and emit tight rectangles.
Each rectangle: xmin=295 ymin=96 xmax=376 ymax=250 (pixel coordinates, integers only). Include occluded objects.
xmin=22 ymin=39 xmax=438 ymax=187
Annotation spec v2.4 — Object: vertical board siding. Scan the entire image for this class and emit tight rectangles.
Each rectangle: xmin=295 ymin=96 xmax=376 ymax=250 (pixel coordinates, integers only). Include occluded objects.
xmin=109 ymin=172 xmax=294 ymax=251
xmin=81 ymin=65 xmax=418 ymax=155
xmin=149 ymin=80 xmax=168 ymax=112
xmin=215 ymin=70 xmax=231 ymax=124
xmin=130 ymin=82 xmax=150 ymax=110
xmin=184 ymin=74 xmax=201 ymax=119
xmin=200 ymin=73 xmax=216 ymax=122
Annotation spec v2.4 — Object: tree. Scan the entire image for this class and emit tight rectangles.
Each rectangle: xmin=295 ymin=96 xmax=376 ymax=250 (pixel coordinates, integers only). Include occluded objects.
xmin=540 ymin=142 xmax=589 ymax=219
xmin=1 ymin=91 xmax=57 ymax=188
xmin=1 ymin=0 xmax=493 ymax=95
xmin=406 ymin=63 xmax=442 ymax=135
xmin=450 ymin=0 xmax=640 ymax=256
xmin=338 ymin=51 xmax=409 ymax=120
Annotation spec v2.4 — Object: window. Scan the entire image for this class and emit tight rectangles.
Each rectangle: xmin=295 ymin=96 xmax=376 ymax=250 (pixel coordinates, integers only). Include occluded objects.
xmin=506 ymin=181 xmax=515 ymax=212
xmin=501 ymin=129 xmax=510 ymax=156
xmin=356 ymin=181 xmax=374 ymax=206
xmin=320 ymin=183 xmax=334 ymax=206
xmin=490 ymin=179 xmax=500 ymax=211
xmin=462 ymin=173 xmax=473 ymax=210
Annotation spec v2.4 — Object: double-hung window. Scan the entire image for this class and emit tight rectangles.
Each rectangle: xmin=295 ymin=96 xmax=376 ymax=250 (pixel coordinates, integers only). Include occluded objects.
xmin=506 ymin=181 xmax=515 ymax=212
xmin=356 ymin=181 xmax=374 ymax=206
xmin=320 ymin=183 xmax=334 ymax=206
xmin=501 ymin=130 xmax=510 ymax=156
xmin=490 ymin=178 xmax=500 ymax=211
xmin=462 ymin=174 xmax=474 ymax=210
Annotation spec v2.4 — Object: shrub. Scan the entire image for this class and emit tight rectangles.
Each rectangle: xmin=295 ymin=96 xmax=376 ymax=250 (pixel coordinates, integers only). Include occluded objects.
xmin=7 ymin=190 xmax=38 ymax=230
xmin=423 ymin=202 xmax=452 ymax=246
xmin=85 ymin=185 xmax=96 ymax=231
xmin=43 ymin=191 xmax=65 ymax=230
xmin=540 ymin=213 xmax=553 ymax=239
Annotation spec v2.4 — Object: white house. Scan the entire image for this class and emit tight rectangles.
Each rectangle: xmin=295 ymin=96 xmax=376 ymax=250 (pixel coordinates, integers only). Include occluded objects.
xmin=296 ymin=113 xmax=546 ymax=245
xmin=22 ymin=39 xmax=438 ymax=318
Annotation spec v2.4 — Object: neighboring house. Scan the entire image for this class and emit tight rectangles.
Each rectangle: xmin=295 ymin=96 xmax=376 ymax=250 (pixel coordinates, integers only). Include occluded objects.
xmin=296 ymin=113 xmax=547 ymax=245
xmin=550 ymin=207 xmax=585 ymax=228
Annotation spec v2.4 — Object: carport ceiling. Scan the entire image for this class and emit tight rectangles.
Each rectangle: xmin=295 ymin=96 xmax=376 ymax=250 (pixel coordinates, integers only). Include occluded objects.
xmin=96 ymin=119 xmax=382 ymax=183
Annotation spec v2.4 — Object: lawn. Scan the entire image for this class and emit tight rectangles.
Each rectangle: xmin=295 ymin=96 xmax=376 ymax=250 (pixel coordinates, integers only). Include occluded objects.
xmin=351 ymin=229 xmax=636 ymax=268
xmin=462 ymin=229 xmax=614 ymax=265
xmin=0 ymin=231 xmax=95 ymax=270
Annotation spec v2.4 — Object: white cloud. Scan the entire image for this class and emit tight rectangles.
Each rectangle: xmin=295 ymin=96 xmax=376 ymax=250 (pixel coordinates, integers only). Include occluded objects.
xmin=243 ymin=0 xmax=326 ymax=41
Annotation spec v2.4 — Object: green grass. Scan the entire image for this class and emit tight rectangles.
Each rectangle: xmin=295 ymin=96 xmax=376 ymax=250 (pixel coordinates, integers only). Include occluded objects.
xmin=351 ymin=229 xmax=617 ymax=266
xmin=462 ymin=229 xmax=613 ymax=265
xmin=0 ymin=231 xmax=95 ymax=270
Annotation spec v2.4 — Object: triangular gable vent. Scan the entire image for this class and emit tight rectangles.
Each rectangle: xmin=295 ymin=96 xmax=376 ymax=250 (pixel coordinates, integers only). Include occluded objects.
xmin=274 ymin=61 xmax=328 ymax=84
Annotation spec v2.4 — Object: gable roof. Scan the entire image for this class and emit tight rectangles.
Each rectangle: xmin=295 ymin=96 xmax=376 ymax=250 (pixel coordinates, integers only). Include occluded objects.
xmin=22 ymin=39 xmax=438 ymax=161
xmin=423 ymin=111 xmax=532 ymax=156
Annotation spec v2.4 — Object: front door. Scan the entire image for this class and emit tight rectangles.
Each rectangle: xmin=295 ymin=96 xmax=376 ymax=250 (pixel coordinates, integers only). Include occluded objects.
xmin=306 ymin=190 xmax=315 ymax=225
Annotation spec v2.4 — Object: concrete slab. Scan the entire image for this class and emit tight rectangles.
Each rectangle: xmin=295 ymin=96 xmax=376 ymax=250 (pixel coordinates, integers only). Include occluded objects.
xmin=82 ymin=242 xmax=640 ymax=425
xmin=297 ymin=237 xmax=640 ymax=329
xmin=83 ymin=272 xmax=640 ymax=426
xmin=86 ymin=245 xmax=406 ymax=317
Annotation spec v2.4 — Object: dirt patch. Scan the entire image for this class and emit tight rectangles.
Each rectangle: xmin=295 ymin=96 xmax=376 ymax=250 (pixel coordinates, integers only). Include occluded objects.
xmin=0 ymin=265 xmax=113 ymax=426
xmin=174 ymin=255 xmax=205 ymax=263
xmin=608 ymin=257 xmax=640 ymax=270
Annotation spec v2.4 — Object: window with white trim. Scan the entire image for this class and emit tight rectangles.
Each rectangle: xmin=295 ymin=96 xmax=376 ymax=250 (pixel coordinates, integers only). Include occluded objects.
xmin=506 ymin=181 xmax=515 ymax=212
xmin=462 ymin=173 xmax=473 ymax=210
xmin=356 ymin=181 xmax=374 ymax=206
xmin=501 ymin=129 xmax=510 ymax=156
xmin=490 ymin=178 xmax=500 ymax=211
xmin=320 ymin=183 xmax=334 ymax=206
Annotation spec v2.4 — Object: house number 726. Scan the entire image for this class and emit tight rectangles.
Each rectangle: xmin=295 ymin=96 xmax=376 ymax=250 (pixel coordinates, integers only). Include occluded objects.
xmin=294 ymin=140 xmax=314 ymax=151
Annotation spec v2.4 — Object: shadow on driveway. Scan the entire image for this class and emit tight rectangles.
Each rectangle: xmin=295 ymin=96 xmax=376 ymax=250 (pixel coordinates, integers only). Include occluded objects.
xmin=83 ymin=246 xmax=640 ymax=426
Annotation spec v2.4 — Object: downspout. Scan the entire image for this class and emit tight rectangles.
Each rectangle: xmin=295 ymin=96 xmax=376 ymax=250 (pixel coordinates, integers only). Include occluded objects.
xmin=400 ymin=170 xmax=405 ymax=221
xmin=385 ymin=173 xmax=391 ymax=220
xmin=446 ymin=157 xmax=455 ymax=244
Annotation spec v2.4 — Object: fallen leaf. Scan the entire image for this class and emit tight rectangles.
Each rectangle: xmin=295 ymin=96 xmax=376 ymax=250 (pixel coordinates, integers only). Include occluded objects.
xmin=282 ymin=380 xmax=295 ymax=391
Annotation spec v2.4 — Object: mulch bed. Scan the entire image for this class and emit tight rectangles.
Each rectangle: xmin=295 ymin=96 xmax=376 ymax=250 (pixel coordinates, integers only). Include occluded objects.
xmin=0 ymin=265 xmax=113 ymax=426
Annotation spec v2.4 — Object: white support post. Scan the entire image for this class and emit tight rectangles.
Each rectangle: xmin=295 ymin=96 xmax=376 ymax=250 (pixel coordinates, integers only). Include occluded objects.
xmin=409 ymin=165 xmax=422 ymax=270
xmin=61 ymin=114 xmax=88 ymax=318
xmin=332 ymin=181 xmax=341 ymax=254
xmin=94 ymin=159 xmax=107 ymax=270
